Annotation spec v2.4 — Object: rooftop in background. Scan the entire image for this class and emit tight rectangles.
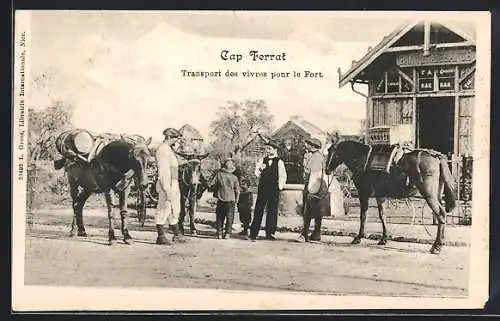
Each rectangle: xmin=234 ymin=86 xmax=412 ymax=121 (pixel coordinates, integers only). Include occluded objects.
xmin=179 ymin=124 xmax=204 ymax=140
xmin=273 ymin=115 xmax=326 ymax=138
xmin=338 ymin=19 xmax=476 ymax=87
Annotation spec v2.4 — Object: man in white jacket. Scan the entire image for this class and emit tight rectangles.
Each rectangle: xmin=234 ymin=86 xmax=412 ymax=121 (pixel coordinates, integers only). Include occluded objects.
xmin=155 ymin=127 xmax=185 ymax=245
xmin=298 ymin=137 xmax=327 ymax=242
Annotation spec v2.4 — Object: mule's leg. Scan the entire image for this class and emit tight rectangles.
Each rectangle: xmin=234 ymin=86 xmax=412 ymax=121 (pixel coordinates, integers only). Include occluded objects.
xmin=353 ymin=194 xmax=369 ymax=244
xmin=424 ymin=197 xmax=447 ymax=254
xmin=188 ymin=192 xmax=197 ymax=235
xmin=105 ymin=191 xmax=117 ymax=245
xmin=137 ymin=186 xmax=146 ymax=226
xmin=69 ymin=182 xmax=79 ymax=237
xmin=376 ymin=197 xmax=388 ymax=245
xmin=119 ymin=188 xmax=133 ymax=245
xmin=74 ymin=188 xmax=92 ymax=237
xmin=178 ymin=193 xmax=186 ymax=235
xmin=418 ymin=177 xmax=446 ymax=254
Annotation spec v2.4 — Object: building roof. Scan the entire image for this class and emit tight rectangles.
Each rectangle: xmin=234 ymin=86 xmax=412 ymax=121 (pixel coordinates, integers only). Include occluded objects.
xmin=338 ymin=19 xmax=476 ymax=87
xmin=179 ymin=124 xmax=204 ymax=140
xmin=272 ymin=115 xmax=326 ymax=139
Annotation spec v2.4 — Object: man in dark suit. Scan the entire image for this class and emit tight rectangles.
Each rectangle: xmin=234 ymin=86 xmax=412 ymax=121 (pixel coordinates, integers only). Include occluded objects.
xmin=249 ymin=140 xmax=287 ymax=241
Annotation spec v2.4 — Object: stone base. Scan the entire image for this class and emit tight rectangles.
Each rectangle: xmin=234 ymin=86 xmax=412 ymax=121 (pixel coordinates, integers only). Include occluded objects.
xmin=278 ymin=185 xmax=305 ymax=216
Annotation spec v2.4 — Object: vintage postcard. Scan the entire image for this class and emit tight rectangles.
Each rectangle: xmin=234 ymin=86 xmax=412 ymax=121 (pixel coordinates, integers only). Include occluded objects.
xmin=12 ymin=10 xmax=491 ymax=311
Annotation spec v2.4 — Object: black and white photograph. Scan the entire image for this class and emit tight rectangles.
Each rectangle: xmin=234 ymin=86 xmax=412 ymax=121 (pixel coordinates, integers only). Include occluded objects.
xmin=12 ymin=10 xmax=490 ymax=311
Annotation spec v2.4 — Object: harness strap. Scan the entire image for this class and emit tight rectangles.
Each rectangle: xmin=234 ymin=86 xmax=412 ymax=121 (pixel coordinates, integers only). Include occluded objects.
xmin=363 ymin=145 xmax=373 ymax=172
xmin=415 ymin=150 xmax=424 ymax=185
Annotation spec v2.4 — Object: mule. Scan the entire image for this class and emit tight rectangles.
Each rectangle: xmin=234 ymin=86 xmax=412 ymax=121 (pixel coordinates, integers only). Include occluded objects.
xmin=55 ymin=136 xmax=152 ymax=245
xmin=325 ymin=140 xmax=456 ymax=254
xmin=176 ymin=154 xmax=210 ymax=235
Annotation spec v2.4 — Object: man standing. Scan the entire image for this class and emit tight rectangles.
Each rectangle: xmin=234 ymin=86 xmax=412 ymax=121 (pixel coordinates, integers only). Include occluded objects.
xmin=298 ymin=137 xmax=328 ymax=242
xmin=155 ymin=127 xmax=185 ymax=245
xmin=249 ymin=140 xmax=287 ymax=241
xmin=279 ymin=138 xmax=301 ymax=184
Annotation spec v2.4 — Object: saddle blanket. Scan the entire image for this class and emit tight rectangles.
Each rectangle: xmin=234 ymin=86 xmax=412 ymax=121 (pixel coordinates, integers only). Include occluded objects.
xmin=365 ymin=144 xmax=405 ymax=173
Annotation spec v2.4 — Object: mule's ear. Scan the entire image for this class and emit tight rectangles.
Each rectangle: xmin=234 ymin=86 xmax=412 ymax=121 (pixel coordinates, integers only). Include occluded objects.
xmin=120 ymin=134 xmax=126 ymax=141
xmin=146 ymin=136 xmax=152 ymax=145
xmin=332 ymin=131 xmax=340 ymax=144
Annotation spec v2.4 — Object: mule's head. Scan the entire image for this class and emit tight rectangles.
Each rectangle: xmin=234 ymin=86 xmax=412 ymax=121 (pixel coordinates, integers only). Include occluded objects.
xmin=127 ymin=136 xmax=152 ymax=189
xmin=325 ymin=141 xmax=343 ymax=175
xmin=179 ymin=155 xmax=210 ymax=199
xmin=325 ymin=139 xmax=369 ymax=175
xmin=181 ymin=158 xmax=205 ymax=185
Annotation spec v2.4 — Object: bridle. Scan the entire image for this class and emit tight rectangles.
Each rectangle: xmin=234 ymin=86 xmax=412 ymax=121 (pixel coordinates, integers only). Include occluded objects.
xmin=325 ymin=144 xmax=336 ymax=175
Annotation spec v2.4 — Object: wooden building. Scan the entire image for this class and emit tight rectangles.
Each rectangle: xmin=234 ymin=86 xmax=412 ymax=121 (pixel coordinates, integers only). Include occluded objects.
xmin=272 ymin=116 xmax=328 ymax=184
xmin=338 ymin=20 xmax=476 ymax=179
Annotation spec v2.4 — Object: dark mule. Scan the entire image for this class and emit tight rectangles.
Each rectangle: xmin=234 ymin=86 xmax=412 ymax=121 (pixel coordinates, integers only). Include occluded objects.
xmin=55 ymin=136 xmax=152 ymax=245
xmin=124 ymin=135 xmax=155 ymax=227
xmin=325 ymin=140 xmax=456 ymax=254
xmin=176 ymin=154 xmax=210 ymax=235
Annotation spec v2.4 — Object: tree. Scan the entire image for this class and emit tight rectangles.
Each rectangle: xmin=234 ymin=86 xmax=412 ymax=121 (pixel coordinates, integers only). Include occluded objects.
xmin=28 ymin=101 xmax=75 ymax=161
xmin=208 ymin=99 xmax=275 ymax=160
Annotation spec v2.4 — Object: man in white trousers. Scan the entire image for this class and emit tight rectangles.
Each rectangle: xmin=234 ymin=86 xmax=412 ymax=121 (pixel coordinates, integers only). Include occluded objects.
xmin=155 ymin=127 xmax=185 ymax=245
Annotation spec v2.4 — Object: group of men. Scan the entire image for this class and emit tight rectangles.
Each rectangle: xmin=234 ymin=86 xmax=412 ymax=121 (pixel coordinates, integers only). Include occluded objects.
xmin=153 ymin=127 xmax=329 ymax=245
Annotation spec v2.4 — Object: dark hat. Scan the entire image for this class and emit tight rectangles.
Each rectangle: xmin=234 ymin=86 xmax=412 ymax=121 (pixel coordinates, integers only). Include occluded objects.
xmin=264 ymin=139 xmax=279 ymax=149
xmin=162 ymin=128 xmax=181 ymax=138
xmin=305 ymin=137 xmax=322 ymax=149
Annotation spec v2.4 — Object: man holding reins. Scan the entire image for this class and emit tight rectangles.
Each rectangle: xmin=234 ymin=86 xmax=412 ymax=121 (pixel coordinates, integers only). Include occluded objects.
xmin=298 ymin=137 xmax=329 ymax=242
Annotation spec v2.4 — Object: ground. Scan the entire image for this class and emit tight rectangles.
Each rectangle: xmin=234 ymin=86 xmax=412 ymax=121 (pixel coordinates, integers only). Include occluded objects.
xmin=24 ymin=207 xmax=470 ymax=297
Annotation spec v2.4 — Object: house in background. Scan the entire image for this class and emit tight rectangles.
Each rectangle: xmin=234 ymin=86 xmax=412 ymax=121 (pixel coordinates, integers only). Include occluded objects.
xmin=178 ymin=124 xmax=205 ymax=155
xmin=337 ymin=19 xmax=476 ymax=203
xmin=270 ymin=116 xmax=328 ymax=184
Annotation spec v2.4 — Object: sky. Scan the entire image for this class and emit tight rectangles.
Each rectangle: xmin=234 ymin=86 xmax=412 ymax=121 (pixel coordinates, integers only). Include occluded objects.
xmin=23 ymin=11 xmax=477 ymax=142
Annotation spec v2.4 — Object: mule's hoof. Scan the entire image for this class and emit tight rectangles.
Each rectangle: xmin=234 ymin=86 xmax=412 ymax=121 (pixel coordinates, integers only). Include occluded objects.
xmin=77 ymin=231 xmax=88 ymax=237
xmin=173 ymin=236 xmax=187 ymax=243
xmin=69 ymin=231 xmax=75 ymax=237
xmin=124 ymin=238 xmax=134 ymax=245
xmin=377 ymin=239 xmax=387 ymax=246
xmin=108 ymin=239 xmax=117 ymax=246
xmin=191 ymin=230 xmax=197 ymax=236
xmin=156 ymin=237 xmax=171 ymax=245
xmin=430 ymin=245 xmax=442 ymax=255
xmin=352 ymin=238 xmax=361 ymax=244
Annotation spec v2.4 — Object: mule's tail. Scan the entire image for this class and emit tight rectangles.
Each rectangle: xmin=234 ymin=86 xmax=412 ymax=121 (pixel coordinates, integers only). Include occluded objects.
xmin=439 ymin=157 xmax=457 ymax=212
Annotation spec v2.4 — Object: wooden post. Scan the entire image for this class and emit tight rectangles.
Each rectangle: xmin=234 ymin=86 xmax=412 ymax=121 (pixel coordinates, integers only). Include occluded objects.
xmin=454 ymin=66 xmax=460 ymax=161
xmin=384 ymin=71 xmax=388 ymax=94
xmin=412 ymin=68 xmax=417 ymax=93
xmin=413 ymin=96 xmax=418 ymax=147
xmin=423 ymin=20 xmax=431 ymax=57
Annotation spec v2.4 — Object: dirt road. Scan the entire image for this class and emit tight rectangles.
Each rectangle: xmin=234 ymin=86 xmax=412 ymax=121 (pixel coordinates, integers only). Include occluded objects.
xmin=24 ymin=208 xmax=469 ymax=297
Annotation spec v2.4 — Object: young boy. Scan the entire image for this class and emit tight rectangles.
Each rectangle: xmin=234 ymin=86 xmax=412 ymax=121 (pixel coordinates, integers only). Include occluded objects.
xmin=237 ymin=179 xmax=253 ymax=236
xmin=210 ymin=159 xmax=240 ymax=239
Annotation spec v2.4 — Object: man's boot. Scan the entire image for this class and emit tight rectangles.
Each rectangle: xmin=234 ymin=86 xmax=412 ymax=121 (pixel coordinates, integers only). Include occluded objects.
xmin=156 ymin=224 xmax=171 ymax=245
xmin=309 ymin=217 xmax=322 ymax=241
xmin=238 ymin=222 xmax=249 ymax=236
xmin=170 ymin=224 xmax=187 ymax=243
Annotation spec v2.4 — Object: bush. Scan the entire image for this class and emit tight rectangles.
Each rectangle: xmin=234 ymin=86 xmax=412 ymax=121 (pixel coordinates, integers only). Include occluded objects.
xmin=27 ymin=161 xmax=70 ymax=209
